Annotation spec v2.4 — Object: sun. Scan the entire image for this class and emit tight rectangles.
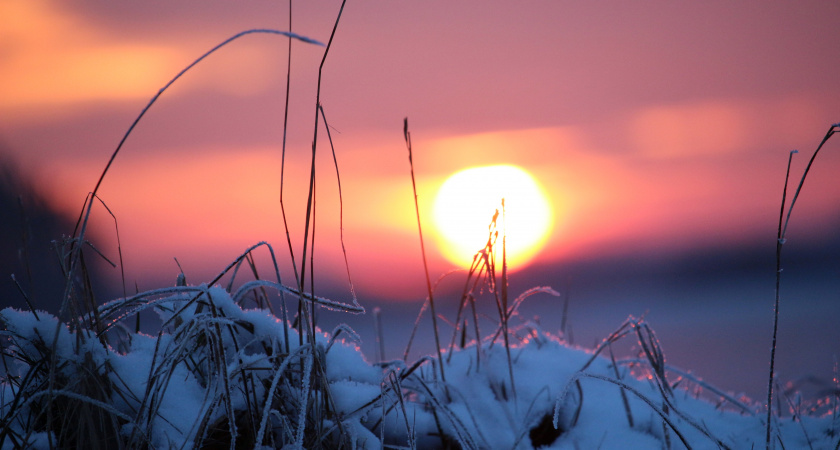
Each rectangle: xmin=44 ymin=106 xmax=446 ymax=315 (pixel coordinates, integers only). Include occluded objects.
xmin=432 ymin=164 xmax=553 ymax=270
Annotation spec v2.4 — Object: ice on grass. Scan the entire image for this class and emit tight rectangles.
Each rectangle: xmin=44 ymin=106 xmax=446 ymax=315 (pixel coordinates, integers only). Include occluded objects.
xmin=2 ymin=284 xmax=838 ymax=449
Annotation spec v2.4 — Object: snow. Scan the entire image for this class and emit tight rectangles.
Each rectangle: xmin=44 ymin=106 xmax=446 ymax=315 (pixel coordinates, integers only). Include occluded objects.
xmin=1 ymin=283 xmax=838 ymax=449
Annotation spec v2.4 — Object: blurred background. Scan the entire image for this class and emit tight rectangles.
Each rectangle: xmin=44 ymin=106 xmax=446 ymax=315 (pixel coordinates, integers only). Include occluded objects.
xmin=2 ymin=0 xmax=839 ymax=401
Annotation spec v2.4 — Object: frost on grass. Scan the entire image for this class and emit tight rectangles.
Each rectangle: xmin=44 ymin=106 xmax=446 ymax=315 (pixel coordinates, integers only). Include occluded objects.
xmin=1 ymin=283 xmax=838 ymax=449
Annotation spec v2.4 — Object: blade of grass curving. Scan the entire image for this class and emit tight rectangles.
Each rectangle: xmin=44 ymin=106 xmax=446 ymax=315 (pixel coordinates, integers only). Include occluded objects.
xmin=319 ymin=104 xmax=363 ymax=314
xmin=245 ymin=252 xmax=275 ymax=313
xmin=488 ymin=286 xmax=560 ymax=346
xmin=85 ymin=28 xmax=322 ymax=208
xmin=232 ymin=279 xmax=363 ymax=313
xmin=70 ymin=27 xmax=325 ymax=320
xmin=767 ymin=123 xmax=838 ymax=447
xmin=779 ymin=124 xmax=838 ymax=240
xmin=403 ymin=117 xmax=446 ymax=383
xmin=326 ymin=323 xmax=362 ymax=354
xmin=54 ymin=30 xmax=323 ymax=443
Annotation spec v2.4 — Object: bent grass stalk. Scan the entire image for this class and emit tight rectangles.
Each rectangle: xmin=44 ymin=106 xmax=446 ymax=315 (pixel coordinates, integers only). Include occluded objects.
xmin=319 ymin=104 xmax=361 ymax=312
xmin=44 ymin=27 xmax=323 ymax=448
xmin=767 ymin=123 xmax=838 ymax=448
xmin=68 ymin=28 xmax=324 ymax=323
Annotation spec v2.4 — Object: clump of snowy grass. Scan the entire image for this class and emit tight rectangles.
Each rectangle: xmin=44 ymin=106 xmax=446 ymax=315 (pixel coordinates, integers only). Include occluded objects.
xmin=0 ymin=272 xmax=379 ymax=448
xmin=4 ymin=266 xmax=840 ymax=448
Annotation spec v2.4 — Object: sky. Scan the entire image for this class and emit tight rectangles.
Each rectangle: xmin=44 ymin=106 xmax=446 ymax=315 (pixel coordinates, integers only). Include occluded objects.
xmin=2 ymin=1 xmax=839 ymax=399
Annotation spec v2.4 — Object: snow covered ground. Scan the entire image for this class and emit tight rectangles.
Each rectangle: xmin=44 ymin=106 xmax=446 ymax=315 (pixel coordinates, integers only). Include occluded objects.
xmin=2 ymin=277 xmax=837 ymax=449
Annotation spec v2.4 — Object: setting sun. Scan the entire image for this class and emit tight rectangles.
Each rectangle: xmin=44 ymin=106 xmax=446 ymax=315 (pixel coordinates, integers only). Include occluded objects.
xmin=432 ymin=164 xmax=553 ymax=270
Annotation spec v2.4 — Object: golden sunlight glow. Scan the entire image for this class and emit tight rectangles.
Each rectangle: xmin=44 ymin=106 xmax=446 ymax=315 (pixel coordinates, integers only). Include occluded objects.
xmin=432 ymin=165 xmax=553 ymax=270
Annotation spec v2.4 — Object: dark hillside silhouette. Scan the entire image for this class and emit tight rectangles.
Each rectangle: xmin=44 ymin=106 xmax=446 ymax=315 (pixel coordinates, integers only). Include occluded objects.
xmin=0 ymin=150 xmax=111 ymax=315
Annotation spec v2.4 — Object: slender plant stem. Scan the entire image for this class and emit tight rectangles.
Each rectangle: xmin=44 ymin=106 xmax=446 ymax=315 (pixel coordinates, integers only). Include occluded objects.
xmin=279 ymin=0 xmax=296 ymax=353
xmin=500 ymin=199 xmax=517 ymax=402
xmin=766 ymin=124 xmax=838 ymax=448
xmin=295 ymin=2 xmax=350 ymax=442
xmin=404 ymin=118 xmax=446 ymax=383
xmin=767 ymin=149 xmax=795 ymax=447
xmin=298 ymin=0 xmax=347 ymax=346
xmin=319 ymin=105 xmax=361 ymax=309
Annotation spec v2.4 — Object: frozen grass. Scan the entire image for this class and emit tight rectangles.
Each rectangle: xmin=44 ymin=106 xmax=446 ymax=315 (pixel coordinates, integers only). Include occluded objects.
xmin=3 ymin=266 xmax=840 ymax=448
xmin=2 ymin=4 xmax=839 ymax=448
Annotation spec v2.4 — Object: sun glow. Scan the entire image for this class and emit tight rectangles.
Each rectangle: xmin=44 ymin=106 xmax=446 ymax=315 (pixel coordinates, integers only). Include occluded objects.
xmin=432 ymin=165 xmax=553 ymax=270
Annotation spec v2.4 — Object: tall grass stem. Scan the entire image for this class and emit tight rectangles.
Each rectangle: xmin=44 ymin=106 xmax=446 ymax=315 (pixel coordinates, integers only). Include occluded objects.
xmin=403 ymin=118 xmax=446 ymax=383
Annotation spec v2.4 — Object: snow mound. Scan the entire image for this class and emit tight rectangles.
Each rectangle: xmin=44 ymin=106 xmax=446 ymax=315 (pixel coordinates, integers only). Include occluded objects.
xmin=1 ymin=285 xmax=837 ymax=449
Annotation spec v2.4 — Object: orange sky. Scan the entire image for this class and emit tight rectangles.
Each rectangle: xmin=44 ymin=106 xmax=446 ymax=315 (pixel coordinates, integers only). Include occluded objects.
xmin=2 ymin=0 xmax=839 ymax=302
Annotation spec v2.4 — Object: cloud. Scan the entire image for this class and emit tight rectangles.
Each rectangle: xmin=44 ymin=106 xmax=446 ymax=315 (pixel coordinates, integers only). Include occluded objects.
xmin=0 ymin=1 xmax=183 ymax=114
xmin=0 ymin=0 xmax=290 ymax=119
xmin=630 ymin=100 xmax=751 ymax=159
xmin=627 ymin=96 xmax=830 ymax=160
